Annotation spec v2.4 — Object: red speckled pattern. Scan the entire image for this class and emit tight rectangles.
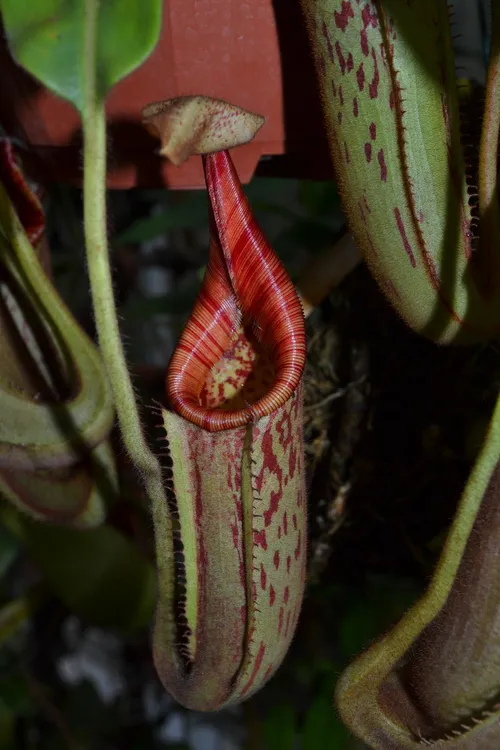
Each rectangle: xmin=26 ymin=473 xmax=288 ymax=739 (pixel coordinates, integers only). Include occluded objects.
xmin=199 ymin=329 xmax=276 ymax=412
xmin=230 ymin=380 xmax=306 ymax=703
xmin=159 ymin=381 xmax=306 ymax=710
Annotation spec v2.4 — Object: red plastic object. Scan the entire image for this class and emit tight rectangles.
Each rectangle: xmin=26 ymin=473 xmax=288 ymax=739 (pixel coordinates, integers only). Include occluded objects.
xmin=0 ymin=0 xmax=331 ymax=189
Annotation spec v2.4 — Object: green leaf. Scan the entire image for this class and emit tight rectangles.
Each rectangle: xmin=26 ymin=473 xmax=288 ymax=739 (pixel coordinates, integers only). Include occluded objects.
xmin=16 ymin=518 xmax=156 ymax=631
xmin=0 ymin=0 xmax=162 ymax=111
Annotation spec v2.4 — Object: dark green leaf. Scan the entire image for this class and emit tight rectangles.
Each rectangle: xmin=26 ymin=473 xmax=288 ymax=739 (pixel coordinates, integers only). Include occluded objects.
xmin=18 ymin=519 xmax=156 ymax=631
xmin=1 ymin=0 xmax=162 ymax=111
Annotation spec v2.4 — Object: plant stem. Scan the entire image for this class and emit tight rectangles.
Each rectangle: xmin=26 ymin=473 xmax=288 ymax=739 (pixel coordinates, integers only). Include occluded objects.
xmin=81 ymin=0 xmax=172 ymax=572
xmin=296 ymin=231 xmax=361 ymax=318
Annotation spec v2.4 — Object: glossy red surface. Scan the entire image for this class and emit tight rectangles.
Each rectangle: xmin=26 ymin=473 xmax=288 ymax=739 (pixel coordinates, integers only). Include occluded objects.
xmin=166 ymin=150 xmax=306 ymax=430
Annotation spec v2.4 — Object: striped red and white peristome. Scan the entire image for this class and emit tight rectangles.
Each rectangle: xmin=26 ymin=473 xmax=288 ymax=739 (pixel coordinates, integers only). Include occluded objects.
xmin=155 ymin=149 xmax=307 ymax=711
xmin=166 ymin=149 xmax=305 ymax=430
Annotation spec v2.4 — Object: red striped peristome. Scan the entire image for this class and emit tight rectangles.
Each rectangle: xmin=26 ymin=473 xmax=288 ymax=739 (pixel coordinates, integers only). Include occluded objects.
xmin=155 ymin=142 xmax=307 ymax=712
xmin=166 ymin=149 xmax=306 ymax=431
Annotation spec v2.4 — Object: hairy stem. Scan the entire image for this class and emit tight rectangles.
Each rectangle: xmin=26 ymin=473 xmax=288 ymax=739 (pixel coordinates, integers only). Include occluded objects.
xmin=81 ymin=0 xmax=172 ymax=562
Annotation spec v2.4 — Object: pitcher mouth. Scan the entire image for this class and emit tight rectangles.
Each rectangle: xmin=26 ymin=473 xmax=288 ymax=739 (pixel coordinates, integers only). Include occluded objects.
xmin=166 ymin=150 xmax=306 ymax=432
